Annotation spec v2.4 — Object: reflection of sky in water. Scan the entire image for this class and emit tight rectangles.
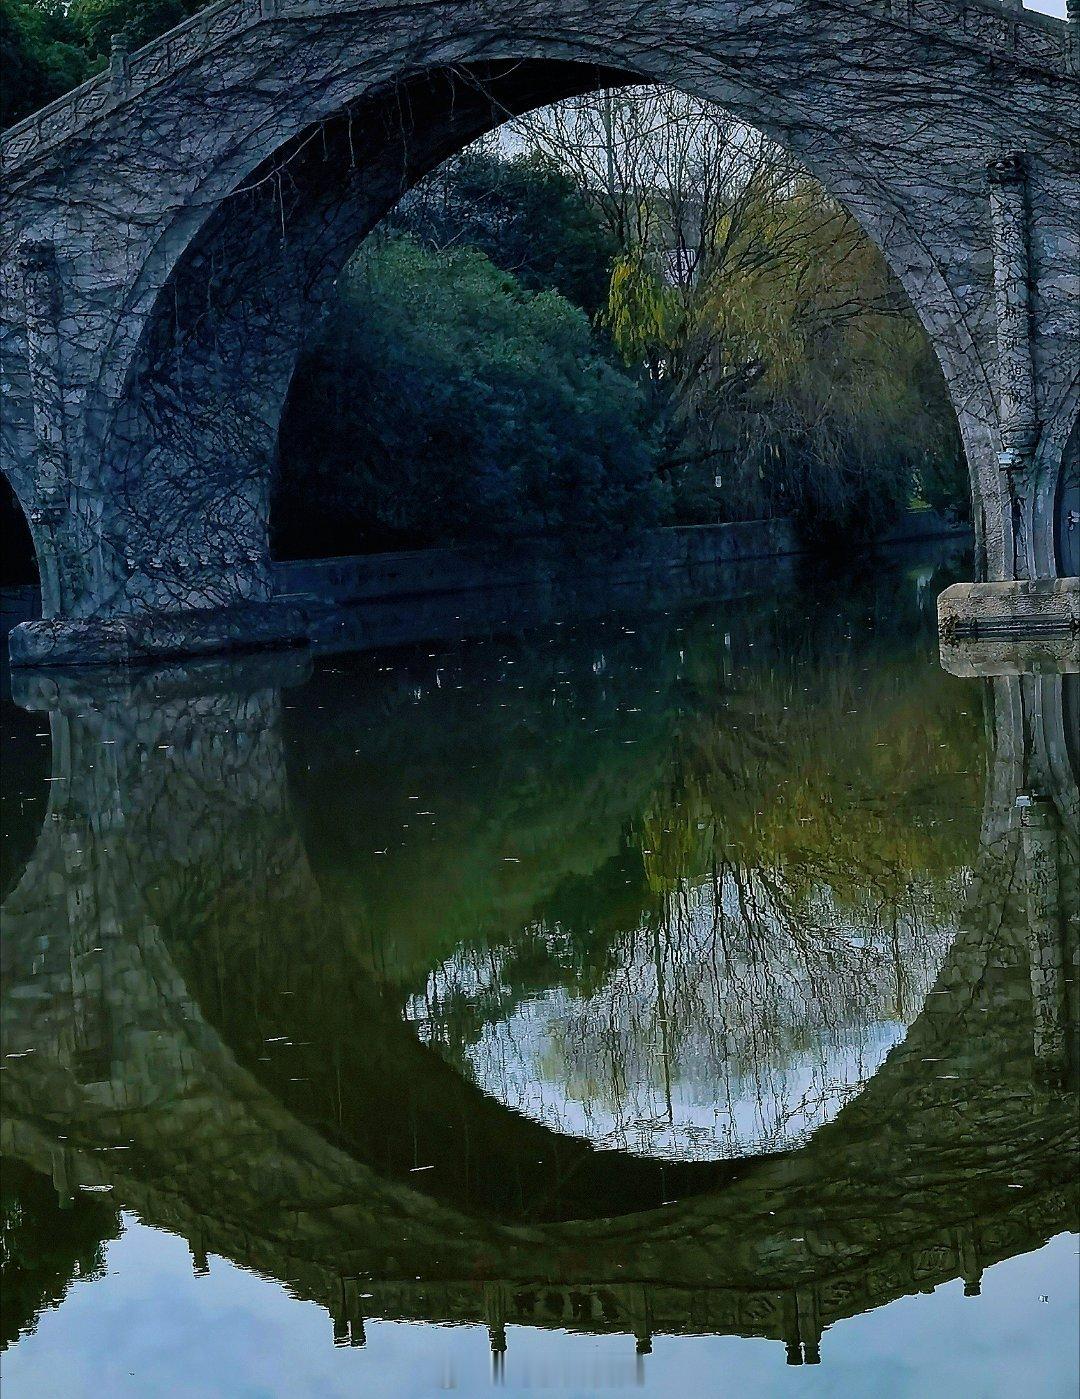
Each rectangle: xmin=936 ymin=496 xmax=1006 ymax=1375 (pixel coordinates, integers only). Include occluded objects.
xmin=410 ymin=874 xmax=959 ymax=1161
xmin=6 ymin=1217 xmax=1077 ymax=1399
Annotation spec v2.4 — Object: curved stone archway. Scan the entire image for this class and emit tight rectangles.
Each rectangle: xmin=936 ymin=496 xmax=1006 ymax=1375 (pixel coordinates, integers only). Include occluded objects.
xmin=1 ymin=0 xmax=1077 ymax=664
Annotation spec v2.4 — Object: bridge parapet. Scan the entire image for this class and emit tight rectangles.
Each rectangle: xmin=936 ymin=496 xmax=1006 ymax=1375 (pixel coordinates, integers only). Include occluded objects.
xmin=0 ymin=0 xmax=1073 ymax=175
xmin=335 ymin=1193 xmax=1076 ymax=1349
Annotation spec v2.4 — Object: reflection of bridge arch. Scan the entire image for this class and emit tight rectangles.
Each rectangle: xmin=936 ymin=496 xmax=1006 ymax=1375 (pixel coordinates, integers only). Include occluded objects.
xmin=1 ymin=652 xmax=1076 ymax=1362
xmin=0 ymin=657 xmax=775 ymax=1224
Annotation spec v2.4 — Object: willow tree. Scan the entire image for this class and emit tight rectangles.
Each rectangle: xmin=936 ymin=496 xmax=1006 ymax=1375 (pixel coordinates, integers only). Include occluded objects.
xmin=515 ymin=90 xmax=964 ymax=538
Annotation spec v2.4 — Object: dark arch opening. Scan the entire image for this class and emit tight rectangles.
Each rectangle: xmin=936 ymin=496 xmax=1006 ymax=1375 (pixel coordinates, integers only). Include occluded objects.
xmin=99 ymin=56 xmax=968 ymax=622
xmin=1056 ymin=416 xmax=1080 ymax=578
xmin=269 ymin=70 xmax=966 ymax=565
xmin=0 ymin=472 xmax=37 ymax=587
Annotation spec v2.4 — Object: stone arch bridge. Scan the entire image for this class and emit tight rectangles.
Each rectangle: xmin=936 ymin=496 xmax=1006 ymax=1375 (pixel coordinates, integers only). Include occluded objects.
xmin=0 ymin=0 xmax=1078 ymax=665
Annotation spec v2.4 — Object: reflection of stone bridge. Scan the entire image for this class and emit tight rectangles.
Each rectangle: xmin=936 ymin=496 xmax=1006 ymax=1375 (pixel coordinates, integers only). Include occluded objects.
xmin=1 ymin=652 xmax=1076 ymax=1363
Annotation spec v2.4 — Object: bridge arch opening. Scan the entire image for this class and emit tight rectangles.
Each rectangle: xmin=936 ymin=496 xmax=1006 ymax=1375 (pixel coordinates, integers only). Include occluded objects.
xmin=269 ymin=79 xmax=966 ymax=565
xmin=79 ymin=44 xmax=986 ymax=628
xmin=0 ymin=471 xmax=36 ymax=587
xmin=1056 ymin=414 xmax=1080 ymax=578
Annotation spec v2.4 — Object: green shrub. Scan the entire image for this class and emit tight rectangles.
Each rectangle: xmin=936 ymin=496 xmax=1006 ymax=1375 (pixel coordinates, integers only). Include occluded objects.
xmin=275 ymin=238 xmax=660 ymax=556
xmin=392 ymin=150 xmax=619 ymax=318
xmin=0 ymin=0 xmax=93 ymax=127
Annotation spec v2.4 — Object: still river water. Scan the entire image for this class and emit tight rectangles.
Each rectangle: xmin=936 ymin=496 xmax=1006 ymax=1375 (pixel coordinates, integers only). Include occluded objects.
xmin=1 ymin=551 xmax=1077 ymax=1397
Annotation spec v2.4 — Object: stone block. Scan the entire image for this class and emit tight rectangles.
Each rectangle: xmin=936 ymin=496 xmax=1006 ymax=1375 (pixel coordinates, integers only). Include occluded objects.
xmin=937 ymin=578 xmax=1080 ymax=640
xmin=8 ymin=596 xmax=323 ymax=667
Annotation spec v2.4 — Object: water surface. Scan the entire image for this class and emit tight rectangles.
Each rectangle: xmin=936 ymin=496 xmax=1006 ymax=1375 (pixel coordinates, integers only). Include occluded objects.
xmin=1 ymin=554 xmax=1077 ymax=1396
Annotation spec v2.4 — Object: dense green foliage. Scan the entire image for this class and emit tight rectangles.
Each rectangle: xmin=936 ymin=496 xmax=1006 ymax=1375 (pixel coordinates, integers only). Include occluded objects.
xmin=275 ymin=237 xmax=659 ymax=557
xmin=0 ymin=0 xmax=209 ymax=126
xmin=391 ymin=150 xmax=619 ymax=318
xmin=1 ymin=0 xmax=91 ymax=127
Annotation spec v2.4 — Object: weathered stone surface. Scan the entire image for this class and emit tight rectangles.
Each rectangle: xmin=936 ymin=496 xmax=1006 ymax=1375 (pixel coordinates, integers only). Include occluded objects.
xmin=0 ymin=0 xmax=1077 ymax=663
xmin=8 ymin=595 xmax=320 ymax=666
xmin=938 ymin=577 xmax=1080 ymax=639
xmin=939 ymin=632 xmax=1080 ymax=676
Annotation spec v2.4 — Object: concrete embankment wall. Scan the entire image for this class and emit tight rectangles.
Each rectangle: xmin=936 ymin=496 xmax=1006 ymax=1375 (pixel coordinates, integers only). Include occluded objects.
xmin=0 ymin=512 xmax=968 ymax=647
xmin=274 ymin=519 xmax=803 ymax=606
xmin=278 ymin=512 xmax=967 ymax=608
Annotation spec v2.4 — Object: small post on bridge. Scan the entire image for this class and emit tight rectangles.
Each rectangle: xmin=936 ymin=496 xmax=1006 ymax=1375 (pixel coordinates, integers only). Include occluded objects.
xmin=109 ymin=32 xmax=131 ymax=97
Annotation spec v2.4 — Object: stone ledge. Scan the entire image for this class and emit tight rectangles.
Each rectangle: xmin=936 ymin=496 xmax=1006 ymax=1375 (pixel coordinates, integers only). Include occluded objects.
xmin=274 ymin=520 xmax=804 ymax=606
xmin=937 ymin=578 xmax=1080 ymax=642
xmin=939 ymin=633 xmax=1080 ymax=677
xmin=7 ymin=596 xmax=321 ymax=668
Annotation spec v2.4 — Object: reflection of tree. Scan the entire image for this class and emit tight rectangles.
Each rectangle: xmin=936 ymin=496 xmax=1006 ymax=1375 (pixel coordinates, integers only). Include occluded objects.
xmin=0 ymin=1160 xmax=120 ymax=1351
xmin=288 ymin=561 xmax=977 ymax=991
xmin=631 ymin=639 xmax=982 ymax=1004
xmin=389 ymin=582 xmax=983 ymax=1158
xmin=0 ymin=605 xmax=1074 ymax=1346
xmin=287 ymin=617 xmax=684 ymax=987
xmin=411 ymin=869 xmax=962 ymax=1159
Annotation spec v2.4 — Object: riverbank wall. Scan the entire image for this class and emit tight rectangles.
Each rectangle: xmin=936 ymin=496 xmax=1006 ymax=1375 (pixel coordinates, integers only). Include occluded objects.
xmin=1 ymin=511 xmax=968 ymax=648
xmin=278 ymin=510 xmax=964 ymax=608
xmin=275 ymin=518 xmax=800 ymax=607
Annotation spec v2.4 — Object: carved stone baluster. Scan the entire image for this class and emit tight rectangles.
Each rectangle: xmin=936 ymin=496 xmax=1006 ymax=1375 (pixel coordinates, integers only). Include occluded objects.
xmin=109 ymin=32 xmax=131 ymax=97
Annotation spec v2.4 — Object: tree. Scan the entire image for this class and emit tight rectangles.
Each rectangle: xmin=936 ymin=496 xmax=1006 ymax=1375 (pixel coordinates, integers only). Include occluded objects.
xmin=0 ymin=1160 xmax=120 ymax=1349
xmin=1 ymin=0 xmax=220 ymax=131
xmin=275 ymin=237 xmax=660 ymax=557
xmin=67 ymin=0 xmax=199 ymax=58
xmin=391 ymin=148 xmax=619 ymax=317
xmin=643 ymin=177 xmax=965 ymax=538
xmin=0 ymin=0 xmax=92 ymax=128
xmin=514 ymin=89 xmax=965 ymax=535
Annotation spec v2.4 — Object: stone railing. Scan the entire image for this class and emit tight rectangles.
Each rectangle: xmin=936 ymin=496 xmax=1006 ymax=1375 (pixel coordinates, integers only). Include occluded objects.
xmin=0 ymin=0 xmax=1073 ymax=176
xmin=1 ymin=0 xmax=258 ymax=172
